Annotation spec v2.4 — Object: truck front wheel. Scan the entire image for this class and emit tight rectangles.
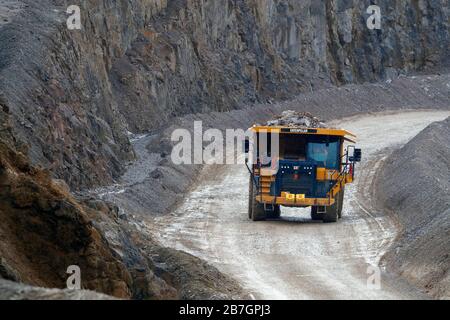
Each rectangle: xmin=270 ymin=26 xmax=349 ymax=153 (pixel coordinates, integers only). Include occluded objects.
xmin=251 ymin=200 xmax=267 ymax=221
xmin=323 ymin=190 xmax=344 ymax=223
xmin=267 ymin=205 xmax=281 ymax=219
xmin=311 ymin=206 xmax=323 ymax=220
xmin=322 ymin=203 xmax=338 ymax=223
xmin=248 ymin=176 xmax=266 ymax=221
xmin=338 ymin=187 xmax=345 ymax=218
xmin=248 ymin=176 xmax=253 ymax=219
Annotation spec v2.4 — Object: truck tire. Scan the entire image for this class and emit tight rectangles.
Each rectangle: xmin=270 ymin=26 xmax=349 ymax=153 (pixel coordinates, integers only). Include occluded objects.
xmin=248 ymin=176 xmax=253 ymax=219
xmin=249 ymin=176 xmax=266 ymax=221
xmin=311 ymin=206 xmax=323 ymax=221
xmin=323 ymin=196 xmax=339 ymax=223
xmin=267 ymin=205 xmax=281 ymax=219
xmin=338 ymin=187 xmax=345 ymax=219
xmin=251 ymin=200 xmax=267 ymax=221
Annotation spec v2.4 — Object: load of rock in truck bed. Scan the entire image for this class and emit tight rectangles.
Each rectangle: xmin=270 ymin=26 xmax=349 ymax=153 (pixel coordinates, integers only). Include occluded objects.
xmin=266 ymin=110 xmax=327 ymax=128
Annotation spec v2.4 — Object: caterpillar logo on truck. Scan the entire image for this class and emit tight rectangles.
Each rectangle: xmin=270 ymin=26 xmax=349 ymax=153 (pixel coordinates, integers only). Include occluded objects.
xmin=245 ymin=125 xmax=362 ymax=223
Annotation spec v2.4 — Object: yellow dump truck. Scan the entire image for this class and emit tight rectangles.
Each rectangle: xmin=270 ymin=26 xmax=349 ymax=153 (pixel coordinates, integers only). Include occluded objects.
xmin=245 ymin=125 xmax=361 ymax=222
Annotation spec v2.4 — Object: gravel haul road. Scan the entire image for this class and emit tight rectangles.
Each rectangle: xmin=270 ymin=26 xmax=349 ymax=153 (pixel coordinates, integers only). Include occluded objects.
xmin=150 ymin=110 xmax=450 ymax=300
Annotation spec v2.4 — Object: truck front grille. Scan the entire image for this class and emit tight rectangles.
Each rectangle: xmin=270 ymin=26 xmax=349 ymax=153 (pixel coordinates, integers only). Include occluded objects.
xmin=280 ymin=174 xmax=314 ymax=197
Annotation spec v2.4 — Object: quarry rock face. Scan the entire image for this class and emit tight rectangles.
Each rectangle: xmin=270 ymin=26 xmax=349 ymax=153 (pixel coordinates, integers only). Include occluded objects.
xmin=0 ymin=0 xmax=448 ymax=190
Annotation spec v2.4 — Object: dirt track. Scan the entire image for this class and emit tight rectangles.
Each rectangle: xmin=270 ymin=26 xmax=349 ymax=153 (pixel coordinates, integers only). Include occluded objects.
xmin=150 ymin=110 xmax=449 ymax=299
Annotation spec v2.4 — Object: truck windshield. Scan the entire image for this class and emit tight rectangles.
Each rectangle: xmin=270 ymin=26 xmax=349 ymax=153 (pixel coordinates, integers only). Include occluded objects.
xmin=307 ymin=138 xmax=340 ymax=169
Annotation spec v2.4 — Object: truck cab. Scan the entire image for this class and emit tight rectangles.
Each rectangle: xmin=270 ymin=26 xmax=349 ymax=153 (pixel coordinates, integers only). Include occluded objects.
xmin=246 ymin=126 xmax=361 ymax=222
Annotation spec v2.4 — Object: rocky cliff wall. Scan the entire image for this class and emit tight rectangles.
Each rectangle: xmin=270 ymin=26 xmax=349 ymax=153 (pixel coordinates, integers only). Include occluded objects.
xmin=112 ymin=0 xmax=450 ymax=131
xmin=0 ymin=0 xmax=168 ymax=189
xmin=0 ymin=0 xmax=448 ymax=191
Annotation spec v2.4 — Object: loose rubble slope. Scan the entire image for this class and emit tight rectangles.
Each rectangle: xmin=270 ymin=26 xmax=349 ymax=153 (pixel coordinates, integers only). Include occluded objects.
xmin=376 ymin=117 xmax=450 ymax=299
xmin=0 ymin=279 xmax=117 ymax=300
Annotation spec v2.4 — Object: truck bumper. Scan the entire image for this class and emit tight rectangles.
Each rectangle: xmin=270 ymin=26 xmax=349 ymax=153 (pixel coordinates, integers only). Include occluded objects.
xmin=256 ymin=194 xmax=336 ymax=207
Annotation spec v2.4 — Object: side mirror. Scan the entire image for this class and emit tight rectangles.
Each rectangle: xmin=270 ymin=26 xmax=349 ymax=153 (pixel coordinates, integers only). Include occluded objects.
xmin=351 ymin=148 xmax=362 ymax=162
xmin=244 ymin=138 xmax=250 ymax=163
xmin=244 ymin=138 xmax=250 ymax=154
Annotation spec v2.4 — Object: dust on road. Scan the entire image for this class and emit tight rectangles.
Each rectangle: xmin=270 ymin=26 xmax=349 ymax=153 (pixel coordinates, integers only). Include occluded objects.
xmin=150 ymin=110 xmax=450 ymax=300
